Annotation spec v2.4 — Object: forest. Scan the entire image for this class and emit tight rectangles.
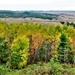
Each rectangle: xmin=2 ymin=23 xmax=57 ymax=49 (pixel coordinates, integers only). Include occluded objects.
xmin=0 ymin=20 xmax=75 ymax=75
xmin=0 ymin=10 xmax=58 ymax=20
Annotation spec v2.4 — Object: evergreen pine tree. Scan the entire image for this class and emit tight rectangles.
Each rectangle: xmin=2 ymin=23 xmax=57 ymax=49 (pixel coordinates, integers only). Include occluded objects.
xmin=57 ymin=33 xmax=71 ymax=63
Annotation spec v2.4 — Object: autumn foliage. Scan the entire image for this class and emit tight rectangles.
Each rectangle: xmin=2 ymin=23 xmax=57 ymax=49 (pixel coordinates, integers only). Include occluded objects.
xmin=0 ymin=21 xmax=75 ymax=69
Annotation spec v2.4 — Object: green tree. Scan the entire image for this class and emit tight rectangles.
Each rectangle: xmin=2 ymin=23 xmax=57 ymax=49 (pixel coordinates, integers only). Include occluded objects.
xmin=57 ymin=33 xmax=71 ymax=63
xmin=39 ymin=44 xmax=47 ymax=62
xmin=0 ymin=37 xmax=9 ymax=64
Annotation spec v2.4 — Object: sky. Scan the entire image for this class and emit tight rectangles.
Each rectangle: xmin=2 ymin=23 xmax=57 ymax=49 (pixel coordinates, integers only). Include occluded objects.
xmin=0 ymin=0 xmax=75 ymax=11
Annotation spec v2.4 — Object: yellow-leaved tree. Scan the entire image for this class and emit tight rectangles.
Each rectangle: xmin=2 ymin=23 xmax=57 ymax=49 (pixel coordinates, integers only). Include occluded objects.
xmin=10 ymin=35 xmax=29 ymax=69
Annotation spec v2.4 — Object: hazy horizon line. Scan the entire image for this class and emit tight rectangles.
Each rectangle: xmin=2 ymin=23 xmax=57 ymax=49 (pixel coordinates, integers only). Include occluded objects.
xmin=0 ymin=10 xmax=75 ymax=11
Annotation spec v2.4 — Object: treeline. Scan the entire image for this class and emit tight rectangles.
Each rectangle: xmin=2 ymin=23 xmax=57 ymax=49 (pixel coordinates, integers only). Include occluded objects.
xmin=60 ymin=21 xmax=75 ymax=28
xmin=0 ymin=21 xmax=75 ymax=69
xmin=0 ymin=10 xmax=59 ymax=20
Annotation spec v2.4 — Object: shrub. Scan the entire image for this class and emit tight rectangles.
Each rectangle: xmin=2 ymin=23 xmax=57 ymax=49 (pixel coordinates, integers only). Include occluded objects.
xmin=49 ymin=57 xmax=64 ymax=75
